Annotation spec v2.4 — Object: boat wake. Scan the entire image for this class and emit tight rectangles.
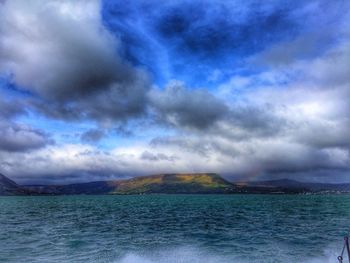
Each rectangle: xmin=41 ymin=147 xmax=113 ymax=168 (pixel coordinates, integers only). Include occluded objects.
xmin=116 ymin=245 xmax=340 ymax=263
xmin=118 ymin=247 xmax=237 ymax=263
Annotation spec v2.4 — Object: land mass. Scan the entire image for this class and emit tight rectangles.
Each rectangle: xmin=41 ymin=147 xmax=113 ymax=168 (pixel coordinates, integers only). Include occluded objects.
xmin=1 ymin=173 xmax=349 ymax=196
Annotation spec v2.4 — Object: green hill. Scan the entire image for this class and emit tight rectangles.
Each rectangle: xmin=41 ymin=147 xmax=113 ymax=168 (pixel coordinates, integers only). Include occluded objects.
xmin=109 ymin=173 xmax=234 ymax=194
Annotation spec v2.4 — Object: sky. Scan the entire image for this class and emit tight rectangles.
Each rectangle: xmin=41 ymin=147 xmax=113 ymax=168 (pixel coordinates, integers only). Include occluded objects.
xmin=0 ymin=0 xmax=349 ymax=184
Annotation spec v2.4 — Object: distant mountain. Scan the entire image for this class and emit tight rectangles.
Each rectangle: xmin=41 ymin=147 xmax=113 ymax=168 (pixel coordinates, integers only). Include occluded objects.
xmin=1 ymin=173 xmax=350 ymax=196
xmin=25 ymin=181 xmax=116 ymax=195
xmin=0 ymin=173 xmax=27 ymax=195
xmin=246 ymin=179 xmax=350 ymax=192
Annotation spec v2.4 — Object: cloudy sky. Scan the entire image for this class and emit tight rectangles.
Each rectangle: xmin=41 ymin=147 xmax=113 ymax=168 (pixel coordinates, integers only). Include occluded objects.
xmin=0 ymin=0 xmax=349 ymax=184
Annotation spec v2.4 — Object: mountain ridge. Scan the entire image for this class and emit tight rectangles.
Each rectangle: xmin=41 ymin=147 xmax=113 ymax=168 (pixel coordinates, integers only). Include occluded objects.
xmin=24 ymin=173 xmax=237 ymax=195
xmin=0 ymin=173 xmax=28 ymax=195
xmin=246 ymin=179 xmax=350 ymax=192
xmin=1 ymin=173 xmax=350 ymax=195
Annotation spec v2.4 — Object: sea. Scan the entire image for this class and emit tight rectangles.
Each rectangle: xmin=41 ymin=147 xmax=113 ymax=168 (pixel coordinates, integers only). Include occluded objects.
xmin=1 ymin=194 xmax=350 ymax=263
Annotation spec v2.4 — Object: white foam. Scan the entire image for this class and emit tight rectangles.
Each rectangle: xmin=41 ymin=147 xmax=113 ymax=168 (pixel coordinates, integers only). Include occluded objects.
xmin=305 ymin=246 xmax=341 ymax=263
xmin=118 ymin=246 xmax=239 ymax=263
xmin=115 ymin=245 xmax=342 ymax=263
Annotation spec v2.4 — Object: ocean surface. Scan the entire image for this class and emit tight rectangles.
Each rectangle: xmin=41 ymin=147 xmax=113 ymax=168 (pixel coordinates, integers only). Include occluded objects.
xmin=1 ymin=195 xmax=350 ymax=263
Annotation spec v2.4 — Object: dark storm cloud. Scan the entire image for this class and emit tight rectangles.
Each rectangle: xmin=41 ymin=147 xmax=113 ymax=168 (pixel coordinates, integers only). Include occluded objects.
xmin=1 ymin=22 xmax=138 ymax=102
xmin=29 ymin=74 xmax=150 ymax=123
xmin=0 ymin=0 xmax=151 ymax=124
xmin=0 ymin=121 xmax=53 ymax=152
xmin=149 ymin=82 xmax=229 ymax=129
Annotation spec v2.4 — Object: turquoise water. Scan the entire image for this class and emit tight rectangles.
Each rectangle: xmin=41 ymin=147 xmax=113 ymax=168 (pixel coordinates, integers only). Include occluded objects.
xmin=1 ymin=195 xmax=350 ymax=263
